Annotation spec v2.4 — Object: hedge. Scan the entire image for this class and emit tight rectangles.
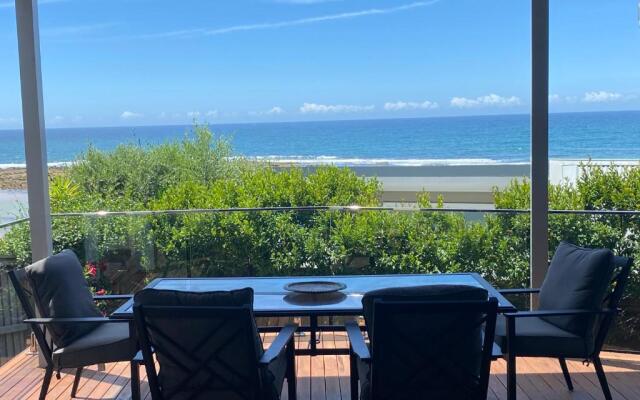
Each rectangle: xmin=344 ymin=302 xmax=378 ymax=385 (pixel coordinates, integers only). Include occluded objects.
xmin=1 ymin=126 xmax=639 ymax=347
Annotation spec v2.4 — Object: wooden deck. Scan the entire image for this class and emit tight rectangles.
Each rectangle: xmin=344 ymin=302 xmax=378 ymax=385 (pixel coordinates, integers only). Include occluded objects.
xmin=1 ymin=331 xmax=640 ymax=400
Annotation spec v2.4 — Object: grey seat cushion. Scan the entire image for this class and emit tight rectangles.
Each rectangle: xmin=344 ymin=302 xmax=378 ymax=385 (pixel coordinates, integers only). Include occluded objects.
xmin=539 ymin=242 xmax=615 ymax=338
xmin=494 ymin=315 xmax=588 ymax=357
xmin=53 ymin=322 xmax=137 ymax=368
xmin=25 ymin=250 xmax=102 ymax=348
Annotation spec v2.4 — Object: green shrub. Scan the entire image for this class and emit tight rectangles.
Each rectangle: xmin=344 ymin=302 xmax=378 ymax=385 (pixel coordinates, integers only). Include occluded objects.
xmin=68 ymin=126 xmax=237 ymax=206
xmin=2 ymin=134 xmax=640 ymax=348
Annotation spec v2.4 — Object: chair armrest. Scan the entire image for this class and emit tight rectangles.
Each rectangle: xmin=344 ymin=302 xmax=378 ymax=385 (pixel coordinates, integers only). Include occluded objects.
xmin=345 ymin=321 xmax=370 ymax=361
xmin=504 ymin=308 xmax=619 ymax=319
xmin=259 ymin=323 xmax=298 ymax=366
xmin=133 ymin=351 xmax=144 ymax=364
xmin=93 ymin=294 xmax=133 ymax=301
xmin=498 ymin=288 xmax=541 ymax=295
xmin=24 ymin=317 xmax=129 ymax=324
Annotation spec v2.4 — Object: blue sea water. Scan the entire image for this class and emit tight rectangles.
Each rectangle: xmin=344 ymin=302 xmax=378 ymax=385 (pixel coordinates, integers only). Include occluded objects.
xmin=0 ymin=111 xmax=639 ymax=165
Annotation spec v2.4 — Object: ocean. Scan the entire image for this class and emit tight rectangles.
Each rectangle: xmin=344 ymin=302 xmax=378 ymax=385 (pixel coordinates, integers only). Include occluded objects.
xmin=1 ymin=110 xmax=640 ymax=224
xmin=1 ymin=111 xmax=640 ymax=166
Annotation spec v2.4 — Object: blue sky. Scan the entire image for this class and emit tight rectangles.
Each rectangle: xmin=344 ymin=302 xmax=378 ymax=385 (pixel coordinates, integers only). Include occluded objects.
xmin=0 ymin=0 xmax=639 ymax=128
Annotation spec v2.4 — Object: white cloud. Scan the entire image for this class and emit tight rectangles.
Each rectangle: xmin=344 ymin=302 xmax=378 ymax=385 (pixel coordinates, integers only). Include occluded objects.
xmin=187 ymin=111 xmax=201 ymax=118
xmin=249 ymin=106 xmax=285 ymax=117
xmin=582 ymin=91 xmax=623 ymax=103
xmin=139 ymin=1 xmax=440 ymax=39
xmin=549 ymin=94 xmax=578 ymax=105
xmin=71 ymin=115 xmax=83 ymax=123
xmin=266 ymin=106 xmax=284 ymax=115
xmin=120 ymin=111 xmax=143 ymax=119
xmin=50 ymin=115 xmax=64 ymax=123
xmin=450 ymin=94 xmax=521 ymax=108
xmin=548 ymin=94 xmax=562 ymax=104
xmin=299 ymin=103 xmax=375 ymax=114
xmin=384 ymin=100 xmax=438 ymax=111
xmin=206 ymin=110 xmax=219 ymax=118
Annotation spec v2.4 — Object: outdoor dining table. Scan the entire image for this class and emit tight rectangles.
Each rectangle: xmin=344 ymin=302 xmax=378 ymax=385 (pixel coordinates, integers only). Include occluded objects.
xmin=111 ymin=273 xmax=516 ymax=356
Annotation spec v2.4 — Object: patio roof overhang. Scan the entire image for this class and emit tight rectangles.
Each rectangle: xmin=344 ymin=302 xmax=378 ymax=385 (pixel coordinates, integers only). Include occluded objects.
xmin=12 ymin=0 xmax=550 ymax=290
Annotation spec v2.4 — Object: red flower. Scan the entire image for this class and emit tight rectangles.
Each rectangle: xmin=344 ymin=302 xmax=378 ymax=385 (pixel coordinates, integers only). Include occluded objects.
xmin=87 ymin=265 xmax=97 ymax=277
xmin=96 ymin=288 xmax=106 ymax=296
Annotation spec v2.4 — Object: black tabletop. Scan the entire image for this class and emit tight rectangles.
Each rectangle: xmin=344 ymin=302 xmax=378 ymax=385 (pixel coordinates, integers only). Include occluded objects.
xmin=111 ymin=273 xmax=515 ymax=319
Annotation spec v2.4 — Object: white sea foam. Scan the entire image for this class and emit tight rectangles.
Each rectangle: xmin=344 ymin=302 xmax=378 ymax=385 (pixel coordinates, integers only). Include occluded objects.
xmin=0 ymin=158 xmax=637 ymax=170
xmin=0 ymin=161 xmax=74 ymax=169
xmin=250 ymin=156 xmax=511 ymax=166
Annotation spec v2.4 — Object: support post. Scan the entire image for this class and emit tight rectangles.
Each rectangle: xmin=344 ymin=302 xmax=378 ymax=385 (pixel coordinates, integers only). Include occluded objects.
xmin=530 ymin=0 xmax=549 ymax=306
xmin=15 ymin=0 xmax=53 ymax=262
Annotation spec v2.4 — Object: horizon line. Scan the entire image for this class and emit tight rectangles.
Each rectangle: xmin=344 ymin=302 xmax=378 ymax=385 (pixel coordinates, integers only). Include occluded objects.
xmin=0 ymin=109 xmax=638 ymax=131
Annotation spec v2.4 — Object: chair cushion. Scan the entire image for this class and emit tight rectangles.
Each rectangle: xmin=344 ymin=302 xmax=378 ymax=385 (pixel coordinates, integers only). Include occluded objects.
xmin=362 ymin=284 xmax=490 ymax=398
xmin=362 ymin=284 xmax=488 ymax=339
xmin=134 ymin=287 xmax=262 ymax=356
xmin=538 ymin=242 xmax=615 ymax=337
xmin=494 ymin=315 xmax=588 ymax=357
xmin=134 ymin=288 xmax=276 ymax=399
xmin=52 ymin=322 xmax=137 ymax=368
xmin=25 ymin=250 xmax=102 ymax=348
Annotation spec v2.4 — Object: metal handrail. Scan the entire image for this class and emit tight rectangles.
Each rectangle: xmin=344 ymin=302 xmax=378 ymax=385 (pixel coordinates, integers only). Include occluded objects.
xmin=43 ymin=206 xmax=640 ymax=217
xmin=50 ymin=206 xmax=524 ymax=217
xmin=0 ymin=217 xmax=30 ymax=230
xmin=2 ymin=206 xmax=639 ymax=227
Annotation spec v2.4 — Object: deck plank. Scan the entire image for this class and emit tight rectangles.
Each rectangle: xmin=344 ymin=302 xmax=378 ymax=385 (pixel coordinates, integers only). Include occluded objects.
xmin=2 ymin=350 xmax=640 ymax=399
xmin=296 ymin=332 xmax=312 ymax=400
xmin=322 ymin=331 xmax=342 ymax=400
xmin=310 ymin=329 xmax=326 ymax=400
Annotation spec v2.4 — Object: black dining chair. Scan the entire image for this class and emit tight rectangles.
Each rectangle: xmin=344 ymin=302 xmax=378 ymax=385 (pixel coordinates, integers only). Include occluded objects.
xmin=133 ymin=287 xmax=298 ymax=400
xmin=6 ymin=249 xmax=140 ymax=400
xmin=346 ymin=285 xmax=498 ymax=400
xmin=496 ymin=241 xmax=633 ymax=400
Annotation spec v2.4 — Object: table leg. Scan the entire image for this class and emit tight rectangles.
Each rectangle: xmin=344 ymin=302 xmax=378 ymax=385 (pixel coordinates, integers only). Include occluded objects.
xmin=309 ymin=315 xmax=319 ymax=354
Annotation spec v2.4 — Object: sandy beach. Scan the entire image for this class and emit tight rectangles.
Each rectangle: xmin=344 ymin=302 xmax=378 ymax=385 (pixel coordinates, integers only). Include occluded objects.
xmin=0 ymin=167 xmax=66 ymax=190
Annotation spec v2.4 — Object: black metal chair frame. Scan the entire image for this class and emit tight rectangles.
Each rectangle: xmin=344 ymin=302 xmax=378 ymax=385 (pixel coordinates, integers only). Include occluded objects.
xmin=346 ymin=298 xmax=499 ymax=400
xmin=499 ymin=256 xmax=633 ymax=400
xmin=134 ymin=303 xmax=298 ymax=400
xmin=6 ymin=267 xmax=141 ymax=400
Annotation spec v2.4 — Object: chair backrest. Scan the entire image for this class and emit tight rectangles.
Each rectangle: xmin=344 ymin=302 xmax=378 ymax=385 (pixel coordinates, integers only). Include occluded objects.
xmin=23 ymin=250 xmax=102 ymax=348
xmin=133 ymin=288 xmax=267 ymax=400
xmin=363 ymin=285 xmax=497 ymax=400
xmin=7 ymin=267 xmax=54 ymax=362
xmin=592 ymin=255 xmax=633 ymax=355
xmin=538 ymin=242 xmax=631 ymax=354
